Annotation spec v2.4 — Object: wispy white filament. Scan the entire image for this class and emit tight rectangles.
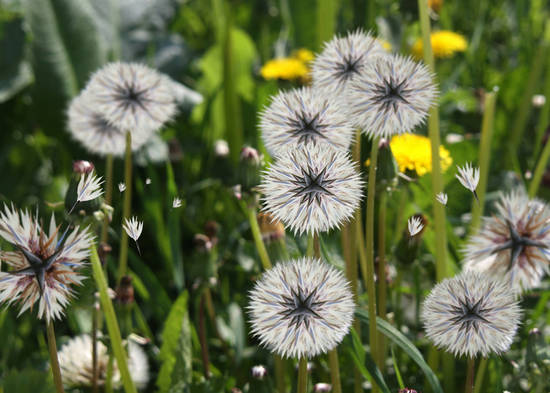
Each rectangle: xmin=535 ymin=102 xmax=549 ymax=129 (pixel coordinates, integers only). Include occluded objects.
xmin=456 ymin=163 xmax=479 ymax=194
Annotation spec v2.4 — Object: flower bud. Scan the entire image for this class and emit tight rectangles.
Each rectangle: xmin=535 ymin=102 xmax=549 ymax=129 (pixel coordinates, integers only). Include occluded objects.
xmin=251 ymin=365 xmax=267 ymax=380
xmin=72 ymin=160 xmax=95 ymax=174
xmin=115 ymin=276 xmax=135 ymax=305
xmin=314 ymin=383 xmax=332 ymax=392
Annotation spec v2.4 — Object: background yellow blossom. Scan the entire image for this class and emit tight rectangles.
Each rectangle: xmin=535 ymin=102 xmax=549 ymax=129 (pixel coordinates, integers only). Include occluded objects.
xmin=411 ymin=31 xmax=467 ymax=59
xmin=390 ymin=133 xmax=452 ymax=176
xmin=260 ymin=48 xmax=314 ymax=81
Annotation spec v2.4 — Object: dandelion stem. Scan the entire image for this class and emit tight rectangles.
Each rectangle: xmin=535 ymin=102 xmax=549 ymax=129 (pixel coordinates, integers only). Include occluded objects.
xmin=90 ymin=244 xmax=137 ymax=393
xmin=117 ymin=132 xmax=133 ymax=284
xmin=465 ymin=357 xmax=476 ymax=393
xmin=470 ymin=91 xmax=497 ymax=233
xmin=46 ymin=321 xmax=65 ymax=393
xmin=473 ymin=357 xmax=488 ymax=393
xmin=246 ymin=205 xmax=272 ymax=270
xmin=275 ymin=356 xmax=287 ymax=393
xmin=92 ymin=302 xmax=99 ymax=393
xmin=377 ymin=189 xmax=388 ymax=366
xmin=297 ymin=357 xmax=308 ymax=393
xmin=199 ymin=293 xmax=211 ymax=379
xmin=534 ymin=23 xmax=550 ymax=157
xmin=101 ymin=153 xmax=114 ymax=244
xmin=365 ymin=138 xmax=380 ymax=385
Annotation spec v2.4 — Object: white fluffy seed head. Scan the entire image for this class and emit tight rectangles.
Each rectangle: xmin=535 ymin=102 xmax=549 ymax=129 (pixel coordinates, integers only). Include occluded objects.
xmin=85 ymin=62 xmax=177 ymax=133
xmin=421 ymin=270 xmax=521 ymax=358
xmin=312 ymin=30 xmax=386 ymax=99
xmin=67 ymin=90 xmax=151 ymax=157
xmin=463 ymin=192 xmax=550 ymax=292
xmin=347 ymin=54 xmax=438 ymax=138
xmin=260 ymin=87 xmax=354 ymax=157
xmin=248 ymin=257 xmax=355 ymax=359
xmin=456 ymin=163 xmax=480 ymax=193
xmin=259 ymin=145 xmax=363 ymax=235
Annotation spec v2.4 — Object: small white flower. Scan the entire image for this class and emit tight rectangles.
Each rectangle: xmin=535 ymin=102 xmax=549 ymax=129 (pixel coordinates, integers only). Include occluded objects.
xmin=118 ymin=182 xmax=126 ymax=192
xmin=145 ymin=178 xmax=151 ymax=185
xmin=248 ymin=257 xmax=355 ymax=359
xmin=348 ymin=54 xmax=438 ymax=139
xmin=214 ymin=139 xmax=230 ymax=157
xmin=436 ymin=192 xmax=448 ymax=205
xmin=260 ymin=145 xmax=363 ymax=235
xmin=456 ymin=163 xmax=480 ymax=199
xmin=172 ymin=197 xmax=182 ymax=208
xmin=123 ymin=217 xmax=143 ymax=255
xmin=251 ymin=365 xmax=267 ymax=380
xmin=69 ymin=171 xmax=104 ymax=213
xmin=408 ymin=216 xmax=424 ymax=236
xmin=260 ymin=87 xmax=354 ymax=156
xmin=421 ymin=271 xmax=521 ymax=358
xmin=532 ymin=94 xmax=546 ymax=108
xmin=314 ymin=383 xmax=333 ymax=393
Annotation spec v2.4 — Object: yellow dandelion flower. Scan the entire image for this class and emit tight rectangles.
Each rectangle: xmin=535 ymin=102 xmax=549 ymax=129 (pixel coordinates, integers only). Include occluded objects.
xmin=390 ymin=133 xmax=452 ymax=176
xmin=260 ymin=58 xmax=309 ymax=81
xmin=292 ymin=48 xmax=315 ymax=64
xmin=411 ymin=31 xmax=467 ymax=59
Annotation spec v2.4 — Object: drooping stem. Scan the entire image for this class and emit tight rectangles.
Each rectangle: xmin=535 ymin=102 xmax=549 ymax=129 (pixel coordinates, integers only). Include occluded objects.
xmin=199 ymin=294 xmax=210 ymax=379
xmin=377 ymin=188 xmax=388 ymax=367
xmin=365 ymin=138 xmax=380 ymax=381
xmin=470 ymin=92 xmax=497 ymax=233
xmin=46 ymin=321 xmax=65 ymax=393
xmin=101 ymin=154 xmax=114 ymax=244
xmin=246 ymin=205 xmax=272 ymax=270
xmin=465 ymin=357 xmax=476 ymax=393
xmin=117 ymin=132 xmax=133 ymax=284
xmin=297 ymin=357 xmax=308 ymax=393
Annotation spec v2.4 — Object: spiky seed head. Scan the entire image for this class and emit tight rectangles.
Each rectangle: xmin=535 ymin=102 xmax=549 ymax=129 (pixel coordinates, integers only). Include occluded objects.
xmin=312 ymin=30 xmax=386 ymax=99
xmin=85 ymin=62 xmax=177 ymax=133
xmin=0 ymin=205 xmax=92 ymax=321
xmin=456 ymin=163 xmax=480 ymax=194
xmin=67 ymin=90 xmax=151 ymax=157
xmin=464 ymin=192 xmax=550 ymax=291
xmin=347 ymin=54 xmax=438 ymax=138
xmin=259 ymin=145 xmax=363 ymax=235
xmin=248 ymin=257 xmax=355 ymax=359
xmin=260 ymin=87 xmax=354 ymax=156
xmin=58 ymin=334 xmax=149 ymax=388
xmin=421 ymin=270 xmax=521 ymax=358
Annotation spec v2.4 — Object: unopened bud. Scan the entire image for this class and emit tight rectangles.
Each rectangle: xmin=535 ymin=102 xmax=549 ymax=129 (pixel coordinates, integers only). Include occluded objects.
xmin=115 ymin=276 xmax=134 ymax=305
xmin=240 ymin=146 xmax=261 ymax=166
xmin=93 ymin=211 xmax=105 ymax=222
xmin=72 ymin=160 xmax=95 ymax=174
xmin=251 ymin=365 xmax=267 ymax=380
xmin=314 ymin=383 xmax=332 ymax=392
xmin=194 ymin=234 xmax=212 ymax=253
xmin=98 ymin=243 xmax=112 ymax=265
xmin=214 ymin=140 xmax=230 ymax=157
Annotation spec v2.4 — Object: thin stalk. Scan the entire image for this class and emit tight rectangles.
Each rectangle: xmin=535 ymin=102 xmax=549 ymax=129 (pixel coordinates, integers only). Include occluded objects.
xmin=117 ymin=132 xmax=133 ymax=284
xmin=377 ymin=189 xmax=387 ymax=367
xmin=470 ymin=92 xmax=497 ymax=233
xmin=465 ymin=357 xmax=475 ymax=393
xmin=92 ymin=302 xmax=99 ymax=393
xmin=473 ymin=358 xmax=488 ymax=393
xmin=246 ymin=205 xmax=272 ymax=270
xmin=46 ymin=322 xmax=65 ymax=393
xmin=105 ymin=355 xmax=114 ymax=393
xmin=90 ymin=244 xmax=137 ymax=393
xmin=101 ymin=154 xmax=114 ymax=244
xmin=297 ymin=357 xmax=308 ymax=393
xmin=328 ymin=349 xmax=342 ymax=393
xmin=365 ymin=138 xmax=380 ymax=382
xmin=199 ymin=294 xmax=210 ymax=379
xmin=534 ymin=26 xmax=550 ymax=157
xmin=316 ymin=0 xmax=339 ymax=50
xmin=530 ymin=131 xmax=550 ymax=197
xmin=275 ymin=356 xmax=287 ymax=393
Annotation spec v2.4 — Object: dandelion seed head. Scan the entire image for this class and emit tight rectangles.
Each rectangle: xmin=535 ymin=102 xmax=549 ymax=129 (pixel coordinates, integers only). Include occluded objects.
xmin=0 ymin=205 xmax=92 ymax=321
xmin=456 ymin=163 xmax=480 ymax=193
xmin=421 ymin=270 xmax=521 ymax=358
xmin=464 ymin=192 xmax=550 ymax=291
xmin=260 ymin=145 xmax=363 ymax=235
xmin=260 ymin=87 xmax=354 ymax=156
xmin=248 ymin=257 xmax=355 ymax=359
xmin=312 ymin=30 xmax=385 ymax=98
xmin=347 ymin=54 xmax=438 ymax=138
xmin=85 ymin=62 xmax=177 ymax=133
xmin=123 ymin=217 xmax=143 ymax=242
xmin=408 ymin=216 xmax=424 ymax=236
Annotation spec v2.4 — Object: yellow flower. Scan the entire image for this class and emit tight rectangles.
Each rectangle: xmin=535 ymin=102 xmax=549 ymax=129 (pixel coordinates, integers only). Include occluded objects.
xmin=260 ymin=58 xmax=309 ymax=81
xmin=411 ymin=31 xmax=467 ymax=59
xmin=379 ymin=39 xmax=392 ymax=52
xmin=390 ymin=133 xmax=452 ymax=176
xmin=292 ymin=48 xmax=315 ymax=64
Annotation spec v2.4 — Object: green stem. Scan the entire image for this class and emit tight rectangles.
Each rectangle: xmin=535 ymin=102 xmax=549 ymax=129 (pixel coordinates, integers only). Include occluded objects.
xmin=46 ymin=321 xmax=65 ymax=393
xmin=92 ymin=302 xmax=99 ymax=393
xmin=530 ymin=129 xmax=550 ymax=197
xmin=91 ymin=244 xmax=137 ymax=393
xmin=117 ymin=132 xmax=133 ymax=284
xmin=198 ymin=294 xmax=210 ymax=379
xmin=328 ymin=349 xmax=342 ymax=393
xmin=365 ymin=138 xmax=380 ymax=384
xmin=246 ymin=205 xmax=272 ymax=270
xmin=377 ymin=189 xmax=387 ymax=367
xmin=534 ymin=23 xmax=550 ymax=157
xmin=297 ymin=357 xmax=308 ymax=393
xmin=316 ymin=0 xmax=339 ymax=51
xmin=275 ymin=356 xmax=287 ymax=393
xmin=473 ymin=358 xmax=487 ymax=393
xmin=470 ymin=91 xmax=497 ymax=233
xmin=101 ymin=154 xmax=114 ymax=244
xmin=465 ymin=357 xmax=475 ymax=393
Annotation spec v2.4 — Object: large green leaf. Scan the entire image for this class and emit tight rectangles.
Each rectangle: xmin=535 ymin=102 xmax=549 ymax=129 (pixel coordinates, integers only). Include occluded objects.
xmin=355 ymin=309 xmax=444 ymax=393
xmin=24 ymin=0 xmax=107 ymax=132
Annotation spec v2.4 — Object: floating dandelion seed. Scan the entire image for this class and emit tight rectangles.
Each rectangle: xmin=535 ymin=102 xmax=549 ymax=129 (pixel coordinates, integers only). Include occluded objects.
xmin=456 ymin=163 xmax=479 ymax=201
xmin=260 ymin=145 xmax=363 ymax=235
xmin=248 ymin=257 xmax=355 ymax=359
xmin=118 ymin=182 xmax=126 ymax=193
xmin=436 ymin=192 xmax=448 ymax=205
xmin=58 ymin=334 xmax=149 ymax=388
xmin=0 ymin=205 xmax=92 ymax=321
xmin=421 ymin=270 xmax=521 ymax=358
xmin=408 ymin=216 xmax=424 ymax=236
xmin=172 ymin=197 xmax=182 ymax=208
xmin=348 ymin=54 xmax=438 ymax=138
xmin=85 ymin=62 xmax=177 ymax=133
xmin=260 ymin=87 xmax=354 ymax=156
xmin=123 ymin=217 xmax=143 ymax=255
xmin=67 ymin=90 xmax=150 ymax=157
xmin=464 ymin=192 xmax=550 ymax=291
xmin=69 ymin=172 xmax=104 ymax=214
xmin=312 ymin=30 xmax=385 ymax=98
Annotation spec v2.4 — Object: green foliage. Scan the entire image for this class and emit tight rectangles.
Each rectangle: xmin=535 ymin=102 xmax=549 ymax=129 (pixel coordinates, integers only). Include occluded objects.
xmin=1 ymin=369 xmax=56 ymax=393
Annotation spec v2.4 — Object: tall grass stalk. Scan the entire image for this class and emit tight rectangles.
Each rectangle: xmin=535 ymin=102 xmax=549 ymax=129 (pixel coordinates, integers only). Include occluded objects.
xmin=377 ymin=189 xmax=388 ymax=367
xmin=101 ymin=154 xmax=114 ymax=244
xmin=46 ymin=322 xmax=65 ymax=393
xmin=470 ymin=91 xmax=497 ymax=232
xmin=297 ymin=357 xmax=308 ymax=393
xmin=117 ymin=132 xmax=132 ymax=284
xmin=316 ymin=0 xmax=339 ymax=50
xmin=533 ymin=23 xmax=550 ymax=158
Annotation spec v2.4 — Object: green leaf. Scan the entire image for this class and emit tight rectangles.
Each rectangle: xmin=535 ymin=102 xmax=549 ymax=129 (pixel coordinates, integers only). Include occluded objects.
xmin=228 ymin=302 xmax=245 ymax=363
xmin=355 ymin=309 xmax=444 ymax=393
xmin=157 ymin=291 xmax=192 ymax=393
xmin=1 ymin=369 xmax=56 ymax=393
